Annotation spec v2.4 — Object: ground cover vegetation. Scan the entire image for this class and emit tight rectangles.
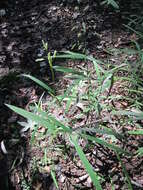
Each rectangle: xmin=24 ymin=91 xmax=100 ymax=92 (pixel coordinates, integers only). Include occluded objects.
xmin=0 ymin=0 xmax=143 ymax=189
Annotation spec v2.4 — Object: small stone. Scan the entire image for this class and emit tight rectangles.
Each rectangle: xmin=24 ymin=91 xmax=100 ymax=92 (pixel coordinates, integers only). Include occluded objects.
xmin=73 ymin=12 xmax=80 ymax=19
xmin=79 ymin=174 xmax=88 ymax=181
xmin=96 ymin=159 xmax=103 ymax=167
xmin=87 ymin=176 xmax=92 ymax=187
xmin=74 ymin=6 xmax=79 ymax=11
xmin=125 ymin=163 xmax=133 ymax=171
xmin=43 ymin=166 xmax=51 ymax=173
xmin=59 ymin=175 xmax=66 ymax=183
xmin=0 ymin=9 xmax=6 ymax=17
xmin=51 ymin=6 xmax=57 ymax=11
xmin=112 ymin=175 xmax=118 ymax=183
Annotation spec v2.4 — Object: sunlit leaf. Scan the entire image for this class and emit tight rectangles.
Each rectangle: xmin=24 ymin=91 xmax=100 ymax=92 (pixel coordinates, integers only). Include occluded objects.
xmin=6 ymin=104 xmax=49 ymax=128
xmin=128 ymin=130 xmax=143 ymax=135
xmin=70 ymin=135 xmax=102 ymax=190
xmin=51 ymin=169 xmax=59 ymax=189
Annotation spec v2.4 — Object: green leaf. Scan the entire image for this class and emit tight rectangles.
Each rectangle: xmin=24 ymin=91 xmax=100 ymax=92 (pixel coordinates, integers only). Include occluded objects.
xmin=81 ymin=134 xmax=131 ymax=156
xmin=101 ymin=0 xmax=119 ymax=9
xmin=101 ymin=73 xmax=113 ymax=93
xmin=92 ymin=59 xmax=101 ymax=80
xmin=136 ymin=147 xmax=143 ymax=157
xmin=53 ymin=66 xmax=85 ymax=76
xmin=87 ymin=56 xmax=105 ymax=74
xmin=112 ymin=110 xmax=143 ymax=120
xmin=54 ymin=51 xmax=87 ymax=60
xmin=108 ymin=64 xmax=127 ymax=73
xmin=51 ymin=169 xmax=59 ymax=189
xmin=108 ymin=0 xmax=119 ymax=9
xmin=116 ymin=152 xmax=133 ymax=190
xmin=6 ymin=104 xmax=72 ymax=133
xmin=47 ymin=115 xmax=72 ymax=133
xmin=48 ymin=52 xmax=55 ymax=82
xmin=128 ymin=130 xmax=143 ymax=135
xmin=22 ymin=74 xmax=55 ymax=95
xmin=6 ymin=104 xmax=50 ymax=128
xmin=70 ymin=135 xmax=102 ymax=190
xmin=76 ymin=126 xmax=124 ymax=141
xmin=120 ymin=48 xmax=138 ymax=55
xmin=124 ymin=24 xmax=143 ymax=39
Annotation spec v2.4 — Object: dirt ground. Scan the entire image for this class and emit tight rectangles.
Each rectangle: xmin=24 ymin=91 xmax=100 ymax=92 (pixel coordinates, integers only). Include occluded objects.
xmin=0 ymin=0 xmax=143 ymax=189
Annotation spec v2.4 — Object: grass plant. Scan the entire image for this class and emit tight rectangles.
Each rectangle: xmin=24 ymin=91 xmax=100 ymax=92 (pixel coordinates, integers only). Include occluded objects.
xmin=6 ymin=26 xmax=143 ymax=188
xmin=6 ymin=50 xmax=133 ymax=189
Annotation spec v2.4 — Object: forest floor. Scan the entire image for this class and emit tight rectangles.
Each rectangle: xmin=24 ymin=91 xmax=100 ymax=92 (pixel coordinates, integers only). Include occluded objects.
xmin=0 ymin=0 xmax=143 ymax=190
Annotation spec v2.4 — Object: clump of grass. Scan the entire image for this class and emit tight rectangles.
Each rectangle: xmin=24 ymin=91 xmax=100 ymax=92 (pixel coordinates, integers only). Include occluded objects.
xmin=6 ymin=25 xmax=143 ymax=188
xmin=6 ymin=50 xmax=133 ymax=189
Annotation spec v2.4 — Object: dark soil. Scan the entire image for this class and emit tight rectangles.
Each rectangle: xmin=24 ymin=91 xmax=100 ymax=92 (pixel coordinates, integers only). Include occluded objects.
xmin=0 ymin=0 xmax=143 ymax=189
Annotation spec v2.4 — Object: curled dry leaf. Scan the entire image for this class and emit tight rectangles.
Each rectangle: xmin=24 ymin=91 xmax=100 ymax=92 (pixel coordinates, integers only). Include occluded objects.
xmin=1 ymin=140 xmax=8 ymax=154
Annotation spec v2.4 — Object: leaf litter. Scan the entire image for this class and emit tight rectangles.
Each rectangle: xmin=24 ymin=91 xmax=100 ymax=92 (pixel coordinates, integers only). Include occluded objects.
xmin=0 ymin=0 xmax=143 ymax=190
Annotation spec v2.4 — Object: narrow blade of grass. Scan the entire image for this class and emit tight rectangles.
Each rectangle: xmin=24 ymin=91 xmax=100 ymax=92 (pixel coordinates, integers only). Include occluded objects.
xmin=54 ymin=51 xmax=87 ymax=60
xmin=136 ymin=148 xmax=143 ymax=157
xmin=112 ymin=110 xmax=143 ymax=120
xmin=101 ymin=73 xmax=113 ymax=93
xmin=116 ymin=152 xmax=133 ymax=190
xmin=22 ymin=74 xmax=55 ymax=95
xmin=128 ymin=130 xmax=143 ymax=135
xmin=53 ymin=66 xmax=85 ymax=76
xmin=81 ymin=133 xmax=131 ymax=156
xmin=6 ymin=104 xmax=72 ymax=134
xmin=6 ymin=104 xmax=61 ymax=133
xmin=51 ymin=169 xmax=59 ymax=189
xmin=70 ymin=135 xmax=102 ymax=190
xmin=87 ymin=56 xmax=105 ymax=74
xmin=124 ymin=24 xmax=143 ymax=39
xmin=76 ymin=126 xmax=124 ymax=141
xmin=6 ymin=104 xmax=50 ymax=127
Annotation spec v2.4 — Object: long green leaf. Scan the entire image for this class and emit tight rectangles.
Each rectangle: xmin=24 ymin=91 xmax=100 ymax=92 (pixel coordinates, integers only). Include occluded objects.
xmin=76 ymin=126 xmax=124 ymax=141
xmin=128 ymin=130 xmax=143 ymax=135
xmin=6 ymin=104 xmax=72 ymax=133
xmin=87 ymin=56 xmax=105 ymax=74
xmin=101 ymin=73 xmax=113 ymax=93
xmin=112 ymin=110 xmax=143 ymax=120
xmin=54 ymin=51 xmax=87 ymax=60
xmin=124 ymin=24 xmax=143 ymax=39
xmin=53 ymin=66 xmax=85 ymax=76
xmin=70 ymin=135 xmax=102 ymax=190
xmin=81 ymin=134 xmax=131 ymax=156
xmin=116 ymin=152 xmax=133 ymax=190
xmin=22 ymin=74 xmax=55 ymax=95
xmin=108 ymin=0 xmax=119 ymax=9
xmin=51 ymin=169 xmax=59 ymax=189
xmin=6 ymin=104 xmax=50 ymax=127
xmin=136 ymin=148 xmax=143 ymax=157
xmin=101 ymin=0 xmax=119 ymax=9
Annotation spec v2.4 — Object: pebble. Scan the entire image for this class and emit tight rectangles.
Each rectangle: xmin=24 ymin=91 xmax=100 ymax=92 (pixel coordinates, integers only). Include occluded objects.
xmin=59 ymin=175 xmax=66 ymax=183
